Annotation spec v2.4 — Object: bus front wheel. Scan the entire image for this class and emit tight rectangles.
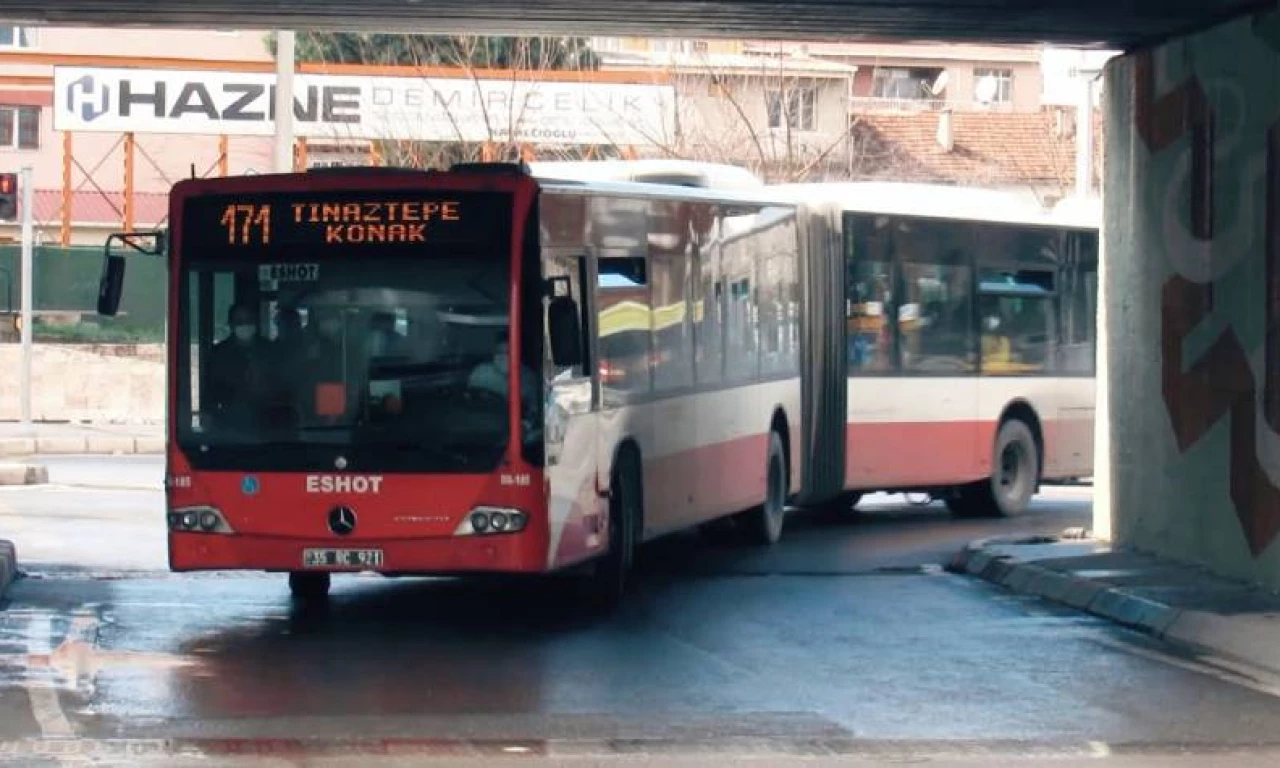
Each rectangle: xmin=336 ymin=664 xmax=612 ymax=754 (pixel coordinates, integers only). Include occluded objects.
xmin=584 ymin=450 xmax=640 ymax=609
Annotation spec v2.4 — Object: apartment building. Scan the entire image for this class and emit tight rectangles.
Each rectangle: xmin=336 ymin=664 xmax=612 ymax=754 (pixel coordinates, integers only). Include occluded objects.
xmin=592 ymin=36 xmax=1114 ymax=195
xmin=744 ymin=40 xmax=1045 ymax=112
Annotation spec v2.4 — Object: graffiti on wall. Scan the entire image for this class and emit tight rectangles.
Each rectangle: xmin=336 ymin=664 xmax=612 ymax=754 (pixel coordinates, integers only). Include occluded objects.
xmin=1153 ymin=11 xmax=1280 ymax=557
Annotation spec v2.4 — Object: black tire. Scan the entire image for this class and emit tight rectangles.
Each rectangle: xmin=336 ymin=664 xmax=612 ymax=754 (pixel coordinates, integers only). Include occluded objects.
xmin=288 ymin=571 xmax=330 ymax=601
xmin=747 ymin=431 xmax=789 ymax=545
xmin=949 ymin=419 xmax=1039 ymax=518
xmin=584 ymin=450 xmax=640 ymax=609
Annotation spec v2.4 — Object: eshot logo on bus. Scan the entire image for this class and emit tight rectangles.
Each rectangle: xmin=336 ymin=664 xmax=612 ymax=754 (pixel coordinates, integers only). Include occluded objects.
xmin=305 ymin=475 xmax=385 ymax=494
xmin=241 ymin=476 xmax=260 ymax=496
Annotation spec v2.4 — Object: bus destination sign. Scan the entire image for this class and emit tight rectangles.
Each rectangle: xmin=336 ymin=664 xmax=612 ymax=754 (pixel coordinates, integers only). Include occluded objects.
xmin=221 ymin=199 xmax=462 ymax=246
xmin=183 ymin=190 xmax=510 ymax=257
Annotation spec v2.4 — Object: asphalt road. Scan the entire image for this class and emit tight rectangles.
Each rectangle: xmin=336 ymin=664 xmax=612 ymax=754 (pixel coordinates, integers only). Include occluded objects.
xmin=5 ymin=461 xmax=1280 ymax=766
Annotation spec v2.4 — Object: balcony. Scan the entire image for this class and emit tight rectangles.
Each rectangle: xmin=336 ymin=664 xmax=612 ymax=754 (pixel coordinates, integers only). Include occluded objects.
xmin=850 ymin=96 xmax=947 ymax=111
xmin=848 ymin=96 xmax=1016 ymax=113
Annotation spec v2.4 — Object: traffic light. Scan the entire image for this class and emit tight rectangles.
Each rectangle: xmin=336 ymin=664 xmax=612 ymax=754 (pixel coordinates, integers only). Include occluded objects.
xmin=0 ymin=173 xmax=16 ymax=221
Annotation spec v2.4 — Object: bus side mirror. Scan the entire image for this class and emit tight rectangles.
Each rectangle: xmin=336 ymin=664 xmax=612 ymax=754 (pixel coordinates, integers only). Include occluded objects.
xmin=548 ymin=296 xmax=583 ymax=368
xmin=97 ymin=253 xmax=125 ymax=317
xmin=98 ymin=230 xmax=166 ymax=317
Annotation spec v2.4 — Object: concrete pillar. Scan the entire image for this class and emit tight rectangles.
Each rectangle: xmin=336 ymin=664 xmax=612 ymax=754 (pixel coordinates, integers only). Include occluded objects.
xmin=1092 ymin=203 xmax=1112 ymax=541
xmin=1104 ymin=7 xmax=1280 ymax=586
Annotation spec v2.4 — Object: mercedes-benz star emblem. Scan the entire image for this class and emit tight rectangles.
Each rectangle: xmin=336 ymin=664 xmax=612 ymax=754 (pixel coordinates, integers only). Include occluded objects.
xmin=328 ymin=506 xmax=357 ymax=536
xmin=334 ymin=456 xmax=348 ymax=470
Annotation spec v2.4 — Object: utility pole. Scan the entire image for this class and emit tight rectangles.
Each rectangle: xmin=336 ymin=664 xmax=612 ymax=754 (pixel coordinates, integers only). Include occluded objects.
xmin=1073 ymin=67 xmax=1101 ymax=199
xmin=274 ymin=30 xmax=296 ymax=173
xmin=19 ymin=165 xmax=33 ymax=428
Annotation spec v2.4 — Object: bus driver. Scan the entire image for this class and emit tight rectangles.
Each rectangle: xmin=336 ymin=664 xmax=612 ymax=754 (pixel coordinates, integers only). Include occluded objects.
xmin=467 ymin=331 xmax=539 ymax=436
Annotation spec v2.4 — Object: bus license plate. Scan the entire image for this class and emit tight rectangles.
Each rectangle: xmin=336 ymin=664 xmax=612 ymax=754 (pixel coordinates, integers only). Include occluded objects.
xmin=303 ymin=549 xmax=384 ymax=569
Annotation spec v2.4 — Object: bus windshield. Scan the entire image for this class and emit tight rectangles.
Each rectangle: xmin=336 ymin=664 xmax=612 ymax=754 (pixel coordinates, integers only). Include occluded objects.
xmin=174 ymin=189 xmax=527 ymax=473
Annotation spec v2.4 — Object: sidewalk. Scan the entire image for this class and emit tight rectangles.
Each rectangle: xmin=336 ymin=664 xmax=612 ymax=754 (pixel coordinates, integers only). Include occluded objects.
xmin=950 ymin=534 xmax=1280 ymax=678
xmin=0 ymin=422 xmax=163 ymax=600
xmin=0 ymin=421 xmax=163 ymax=458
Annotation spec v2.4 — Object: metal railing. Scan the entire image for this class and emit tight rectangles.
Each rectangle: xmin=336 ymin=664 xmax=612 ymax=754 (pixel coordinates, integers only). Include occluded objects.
xmin=848 ymin=96 xmax=1017 ymax=112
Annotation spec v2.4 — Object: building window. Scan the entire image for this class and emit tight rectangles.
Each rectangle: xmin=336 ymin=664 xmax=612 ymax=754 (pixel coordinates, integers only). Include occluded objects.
xmin=872 ymin=67 xmax=942 ymax=100
xmin=708 ymin=76 xmax=728 ymax=97
xmin=974 ymin=68 xmax=1013 ymax=104
xmin=651 ymin=38 xmax=693 ymax=54
xmin=591 ymin=37 xmax=623 ymax=53
xmin=0 ymin=106 xmax=40 ymax=150
xmin=0 ymin=26 xmax=37 ymax=49
xmin=766 ymin=86 xmax=816 ymax=131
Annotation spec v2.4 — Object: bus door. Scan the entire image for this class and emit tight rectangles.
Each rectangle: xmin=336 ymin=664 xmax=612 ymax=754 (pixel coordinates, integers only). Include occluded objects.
xmin=543 ymin=252 xmax=601 ymax=569
xmin=592 ymin=252 xmax=655 ymax=524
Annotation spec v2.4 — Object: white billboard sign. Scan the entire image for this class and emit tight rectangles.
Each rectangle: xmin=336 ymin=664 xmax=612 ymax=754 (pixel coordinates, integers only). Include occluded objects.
xmin=53 ymin=66 xmax=676 ymax=147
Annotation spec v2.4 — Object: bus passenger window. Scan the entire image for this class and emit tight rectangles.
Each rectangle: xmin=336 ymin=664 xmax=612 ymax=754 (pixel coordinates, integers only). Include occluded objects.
xmin=694 ymin=246 xmax=723 ymax=385
xmin=846 ymin=260 xmax=896 ymax=374
xmin=1058 ymin=231 xmax=1098 ymax=374
xmin=651 ymin=253 xmax=693 ymax=392
xmin=979 ymin=290 xmax=1054 ymax=375
xmin=899 ymin=262 xmax=975 ymax=374
xmin=596 ymin=257 xmax=651 ymax=399
xmin=845 ymin=214 xmax=898 ymax=375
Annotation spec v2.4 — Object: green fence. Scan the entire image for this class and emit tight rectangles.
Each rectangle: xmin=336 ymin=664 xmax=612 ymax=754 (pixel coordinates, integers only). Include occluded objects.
xmin=0 ymin=245 xmax=168 ymax=343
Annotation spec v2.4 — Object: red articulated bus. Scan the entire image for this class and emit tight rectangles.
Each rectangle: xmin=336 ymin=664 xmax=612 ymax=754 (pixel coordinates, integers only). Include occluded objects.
xmin=98 ymin=161 xmax=1099 ymax=606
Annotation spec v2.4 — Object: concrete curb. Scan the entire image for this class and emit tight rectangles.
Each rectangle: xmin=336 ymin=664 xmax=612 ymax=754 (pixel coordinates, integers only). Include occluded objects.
xmin=948 ymin=540 xmax=1280 ymax=678
xmin=0 ymin=436 xmax=163 ymax=457
xmin=0 ymin=463 xmax=48 ymax=485
xmin=0 ymin=540 xmax=15 ymax=603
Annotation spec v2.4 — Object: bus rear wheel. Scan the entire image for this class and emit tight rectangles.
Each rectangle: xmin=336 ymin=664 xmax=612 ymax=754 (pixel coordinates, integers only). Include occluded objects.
xmin=288 ymin=571 xmax=330 ymax=601
xmin=747 ymin=431 xmax=789 ymax=546
xmin=948 ymin=419 xmax=1039 ymax=518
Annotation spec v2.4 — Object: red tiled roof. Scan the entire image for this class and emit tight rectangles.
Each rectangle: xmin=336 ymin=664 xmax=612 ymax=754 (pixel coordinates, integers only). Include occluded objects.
xmin=29 ymin=190 xmax=168 ymax=227
xmin=847 ymin=107 xmax=1104 ymax=192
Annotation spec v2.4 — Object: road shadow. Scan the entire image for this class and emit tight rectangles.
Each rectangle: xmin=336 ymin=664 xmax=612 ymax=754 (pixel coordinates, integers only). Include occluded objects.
xmin=33 ymin=489 xmax=1087 ymax=727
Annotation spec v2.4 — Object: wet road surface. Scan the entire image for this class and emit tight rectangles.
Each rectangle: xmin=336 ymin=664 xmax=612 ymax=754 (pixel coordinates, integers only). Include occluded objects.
xmin=5 ymin=470 xmax=1280 ymax=765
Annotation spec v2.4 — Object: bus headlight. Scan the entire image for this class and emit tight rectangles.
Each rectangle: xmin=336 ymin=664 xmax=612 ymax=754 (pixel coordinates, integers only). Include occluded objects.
xmin=169 ymin=506 xmax=235 ymax=534
xmin=455 ymin=507 xmax=528 ymax=536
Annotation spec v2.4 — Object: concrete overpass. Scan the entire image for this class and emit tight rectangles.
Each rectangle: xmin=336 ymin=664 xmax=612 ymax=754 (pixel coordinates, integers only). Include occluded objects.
xmin=11 ymin=0 xmax=1280 ymax=590
xmin=0 ymin=0 xmax=1267 ymax=46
